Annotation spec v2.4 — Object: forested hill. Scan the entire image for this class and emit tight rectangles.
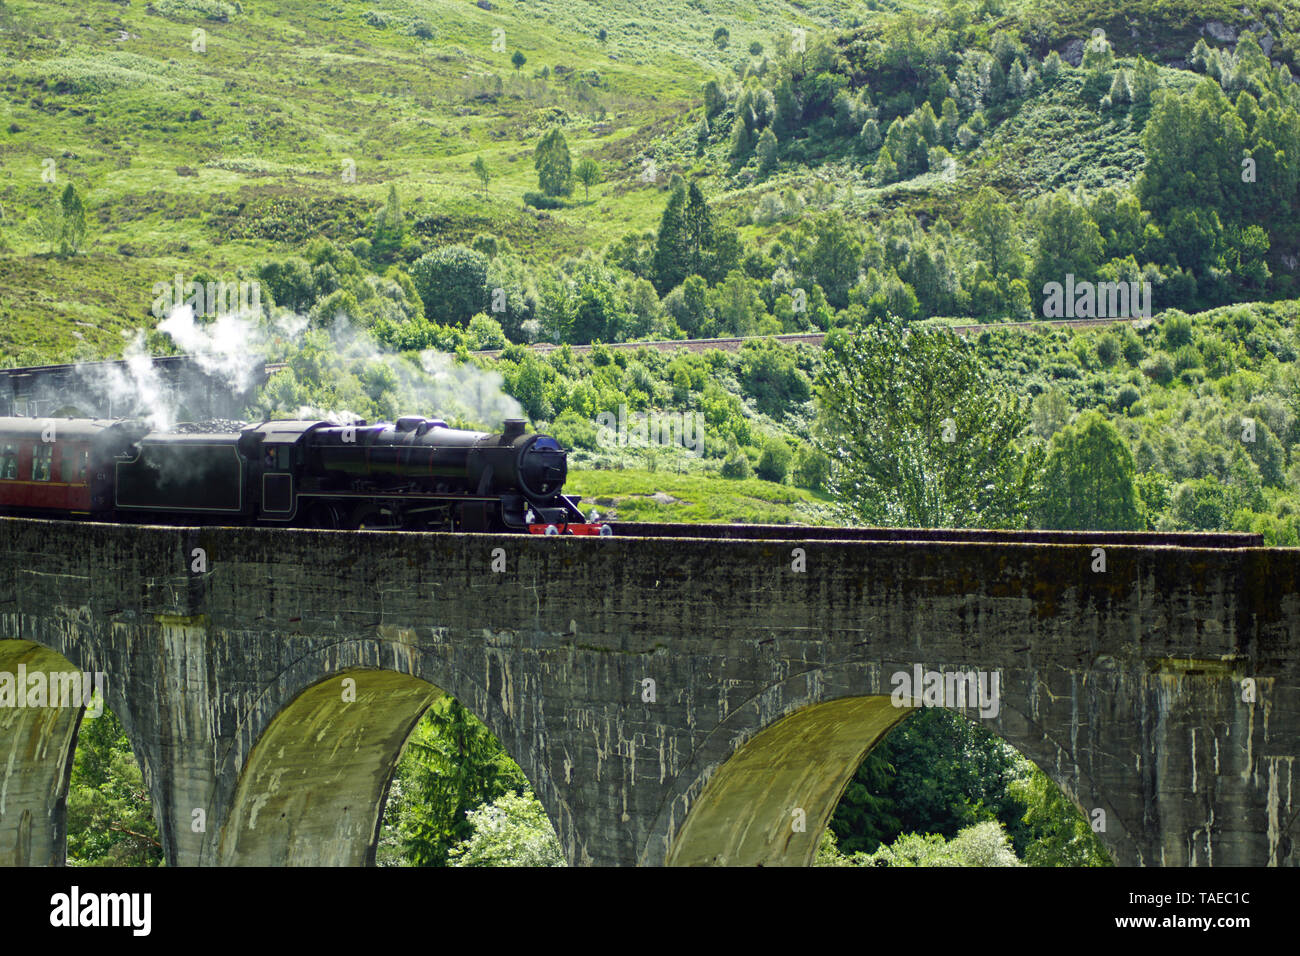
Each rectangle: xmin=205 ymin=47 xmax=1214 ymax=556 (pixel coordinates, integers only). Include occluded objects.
xmin=2 ymin=0 xmax=1299 ymax=357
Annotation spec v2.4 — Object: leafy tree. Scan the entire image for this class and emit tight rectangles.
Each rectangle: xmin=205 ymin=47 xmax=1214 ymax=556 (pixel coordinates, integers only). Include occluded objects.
xmin=803 ymin=212 xmax=861 ymax=310
xmin=66 ymin=709 xmax=163 ymax=866
xmin=1009 ymin=765 xmax=1111 ymax=866
xmin=472 ymin=155 xmax=491 ymax=192
xmin=1030 ymin=190 xmax=1104 ymax=293
xmin=1137 ymin=81 xmax=1246 ymax=228
xmin=59 ymin=183 xmax=87 ymax=256
xmin=966 ymin=186 xmax=1021 ymax=278
xmin=534 ymin=127 xmax=573 ymax=197
xmin=1038 ymin=411 xmax=1142 ymax=530
xmin=449 ymin=790 xmax=563 ymax=866
xmin=814 ymin=321 xmax=1039 ymax=527
xmin=388 ymin=697 xmax=529 ymax=867
xmin=410 ymin=245 xmax=490 ymax=324
xmin=511 ymin=50 xmax=526 ymax=71
xmin=573 ymin=156 xmax=602 ymax=201
xmin=756 ymin=436 xmax=792 ymax=482
xmin=712 ymin=26 xmax=729 ymax=50
xmin=38 ymin=183 xmax=88 ymax=256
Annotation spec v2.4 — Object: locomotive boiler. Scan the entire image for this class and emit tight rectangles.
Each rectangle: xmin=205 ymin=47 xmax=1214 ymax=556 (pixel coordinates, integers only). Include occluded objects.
xmin=0 ymin=415 xmax=608 ymax=535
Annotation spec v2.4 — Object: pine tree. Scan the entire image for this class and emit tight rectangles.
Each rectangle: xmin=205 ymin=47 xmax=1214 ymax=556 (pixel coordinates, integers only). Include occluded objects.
xmin=860 ymin=118 xmax=882 ymax=151
xmin=652 ymin=183 xmax=690 ymax=293
xmin=1107 ymin=69 xmax=1132 ymax=105
xmin=683 ymin=182 xmax=714 ymax=278
xmin=1008 ymin=60 xmax=1027 ymax=97
xmin=1042 ymin=50 xmax=1063 ymax=82
xmin=756 ymin=127 xmax=778 ymax=177
xmin=874 ymin=146 xmax=898 ymax=184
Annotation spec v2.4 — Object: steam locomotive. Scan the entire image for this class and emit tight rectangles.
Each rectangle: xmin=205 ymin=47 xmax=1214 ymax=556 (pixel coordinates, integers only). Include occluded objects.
xmin=0 ymin=415 xmax=609 ymax=535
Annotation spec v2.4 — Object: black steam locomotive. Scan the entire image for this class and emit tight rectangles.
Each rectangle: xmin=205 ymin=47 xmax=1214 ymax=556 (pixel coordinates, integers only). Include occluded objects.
xmin=0 ymin=415 xmax=609 ymax=535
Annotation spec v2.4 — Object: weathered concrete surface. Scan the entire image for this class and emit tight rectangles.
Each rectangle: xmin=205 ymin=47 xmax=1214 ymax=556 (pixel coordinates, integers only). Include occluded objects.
xmin=0 ymin=516 xmax=1297 ymax=866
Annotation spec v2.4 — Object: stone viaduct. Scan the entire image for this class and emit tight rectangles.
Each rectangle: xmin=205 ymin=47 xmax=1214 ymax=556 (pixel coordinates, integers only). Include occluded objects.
xmin=0 ymin=516 xmax=1296 ymax=867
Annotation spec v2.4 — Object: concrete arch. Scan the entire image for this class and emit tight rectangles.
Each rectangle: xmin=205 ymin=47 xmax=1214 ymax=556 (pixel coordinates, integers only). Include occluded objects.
xmin=0 ymin=640 xmax=88 ymax=865
xmin=652 ymin=666 xmax=1134 ymax=867
xmin=666 ymin=696 xmax=909 ymax=866
xmin=216 ymin=669 xmax=441 ymax=865
xmin=210 ymin=645 xmax=571 ymax=866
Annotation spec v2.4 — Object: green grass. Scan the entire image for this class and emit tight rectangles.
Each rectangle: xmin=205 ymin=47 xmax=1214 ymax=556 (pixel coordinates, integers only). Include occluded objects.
xmin=567 ymin=466 xmax=841 ymax=524
xmin=0 ymin=0 xmax=861 ymax=351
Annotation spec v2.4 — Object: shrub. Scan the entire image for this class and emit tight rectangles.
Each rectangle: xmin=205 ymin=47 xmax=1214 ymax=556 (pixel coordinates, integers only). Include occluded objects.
xmin=153 ymin=0 xmax=235 ymax=22
xmin=756 ymin=437 xmax=792 ymax=483
xmin=1114 ymin=384 xmax=1141 ymax=412
xmin=1163 ymin=311 xmax=1193 ymax=348
xmin=793 ymin=444 xmax=831 ymax=490
xmin=523 ymin=191 xmax=565 ymax=210
xmin=1142 ymin=353 xmax=1174 ymax=385
xmin=720 ymin=438 xmax=753 ymax=479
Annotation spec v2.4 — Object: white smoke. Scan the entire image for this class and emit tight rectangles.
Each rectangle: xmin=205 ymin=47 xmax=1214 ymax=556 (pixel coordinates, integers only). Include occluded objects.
xmin=75 ymin=329 xmax=173 ymax=429
xmin=71 ymin=304 xmax=524 ymax=433
xmin=157 ymin=304 xmax=266 ymax=396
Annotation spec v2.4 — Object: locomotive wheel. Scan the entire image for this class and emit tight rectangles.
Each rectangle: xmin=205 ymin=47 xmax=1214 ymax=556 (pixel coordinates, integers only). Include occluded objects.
xmin=350 ymin=502 xmax=402 ymax=530
xmin=306 ymin=502 xmax=344 ymax=529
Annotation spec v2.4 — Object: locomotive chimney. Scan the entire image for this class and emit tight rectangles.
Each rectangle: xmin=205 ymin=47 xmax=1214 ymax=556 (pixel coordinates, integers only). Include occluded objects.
xmin=502 ymin=419 xmax=526 ymax=440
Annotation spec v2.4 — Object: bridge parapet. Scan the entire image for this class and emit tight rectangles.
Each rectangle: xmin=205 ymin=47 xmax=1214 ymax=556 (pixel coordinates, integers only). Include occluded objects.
xmin=0 ymin=516 xmax=1296 ymax=866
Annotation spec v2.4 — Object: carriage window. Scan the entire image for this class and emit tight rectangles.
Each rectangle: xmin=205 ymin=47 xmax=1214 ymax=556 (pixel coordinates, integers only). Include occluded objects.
xmin=32 ymin=444 xmax=53 ymax=481
xmin=0 ymin=444 xmax=16 ymax=480
xmin=63 ymin=447 xmax=88 ymax=483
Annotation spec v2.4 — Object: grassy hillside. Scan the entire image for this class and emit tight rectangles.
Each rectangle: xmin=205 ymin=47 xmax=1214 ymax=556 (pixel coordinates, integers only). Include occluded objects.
xmin=568 ymin=466 xmax=839 ymax=524
xmin=0 ymin=0 xmax=862 ymax=351
xmin=4 ymin=0 xmax=1299 ymax=355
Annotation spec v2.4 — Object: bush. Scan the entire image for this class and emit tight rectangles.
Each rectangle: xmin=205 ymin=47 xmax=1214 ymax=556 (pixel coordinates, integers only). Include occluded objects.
xmin=1094 ymin=332 xmax=1120 ymax=367
xmin=720 ymin=439 xmax=753 ymax=479
xmin=523 ymin=191 xmax=565 ymax=210
xmin=793 ymin=444 xmax=831 ymax=490
xmin=756 ymin=437 xmax=792 ymax=483
xmin=153 ymin=0 xmax=235 ymax=22
xmin=1114 ymin=384 xmax=1141 ymax=412
xmin=1163 ymin=311 xmax=1193 ymax=348
xmin=548 ymin=409 xmax=599 ymax=451
xmin=1142 ymin=353 xmax=1174 ymax=385
xmin=466 ymin=313 xmax=508 ymax=350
